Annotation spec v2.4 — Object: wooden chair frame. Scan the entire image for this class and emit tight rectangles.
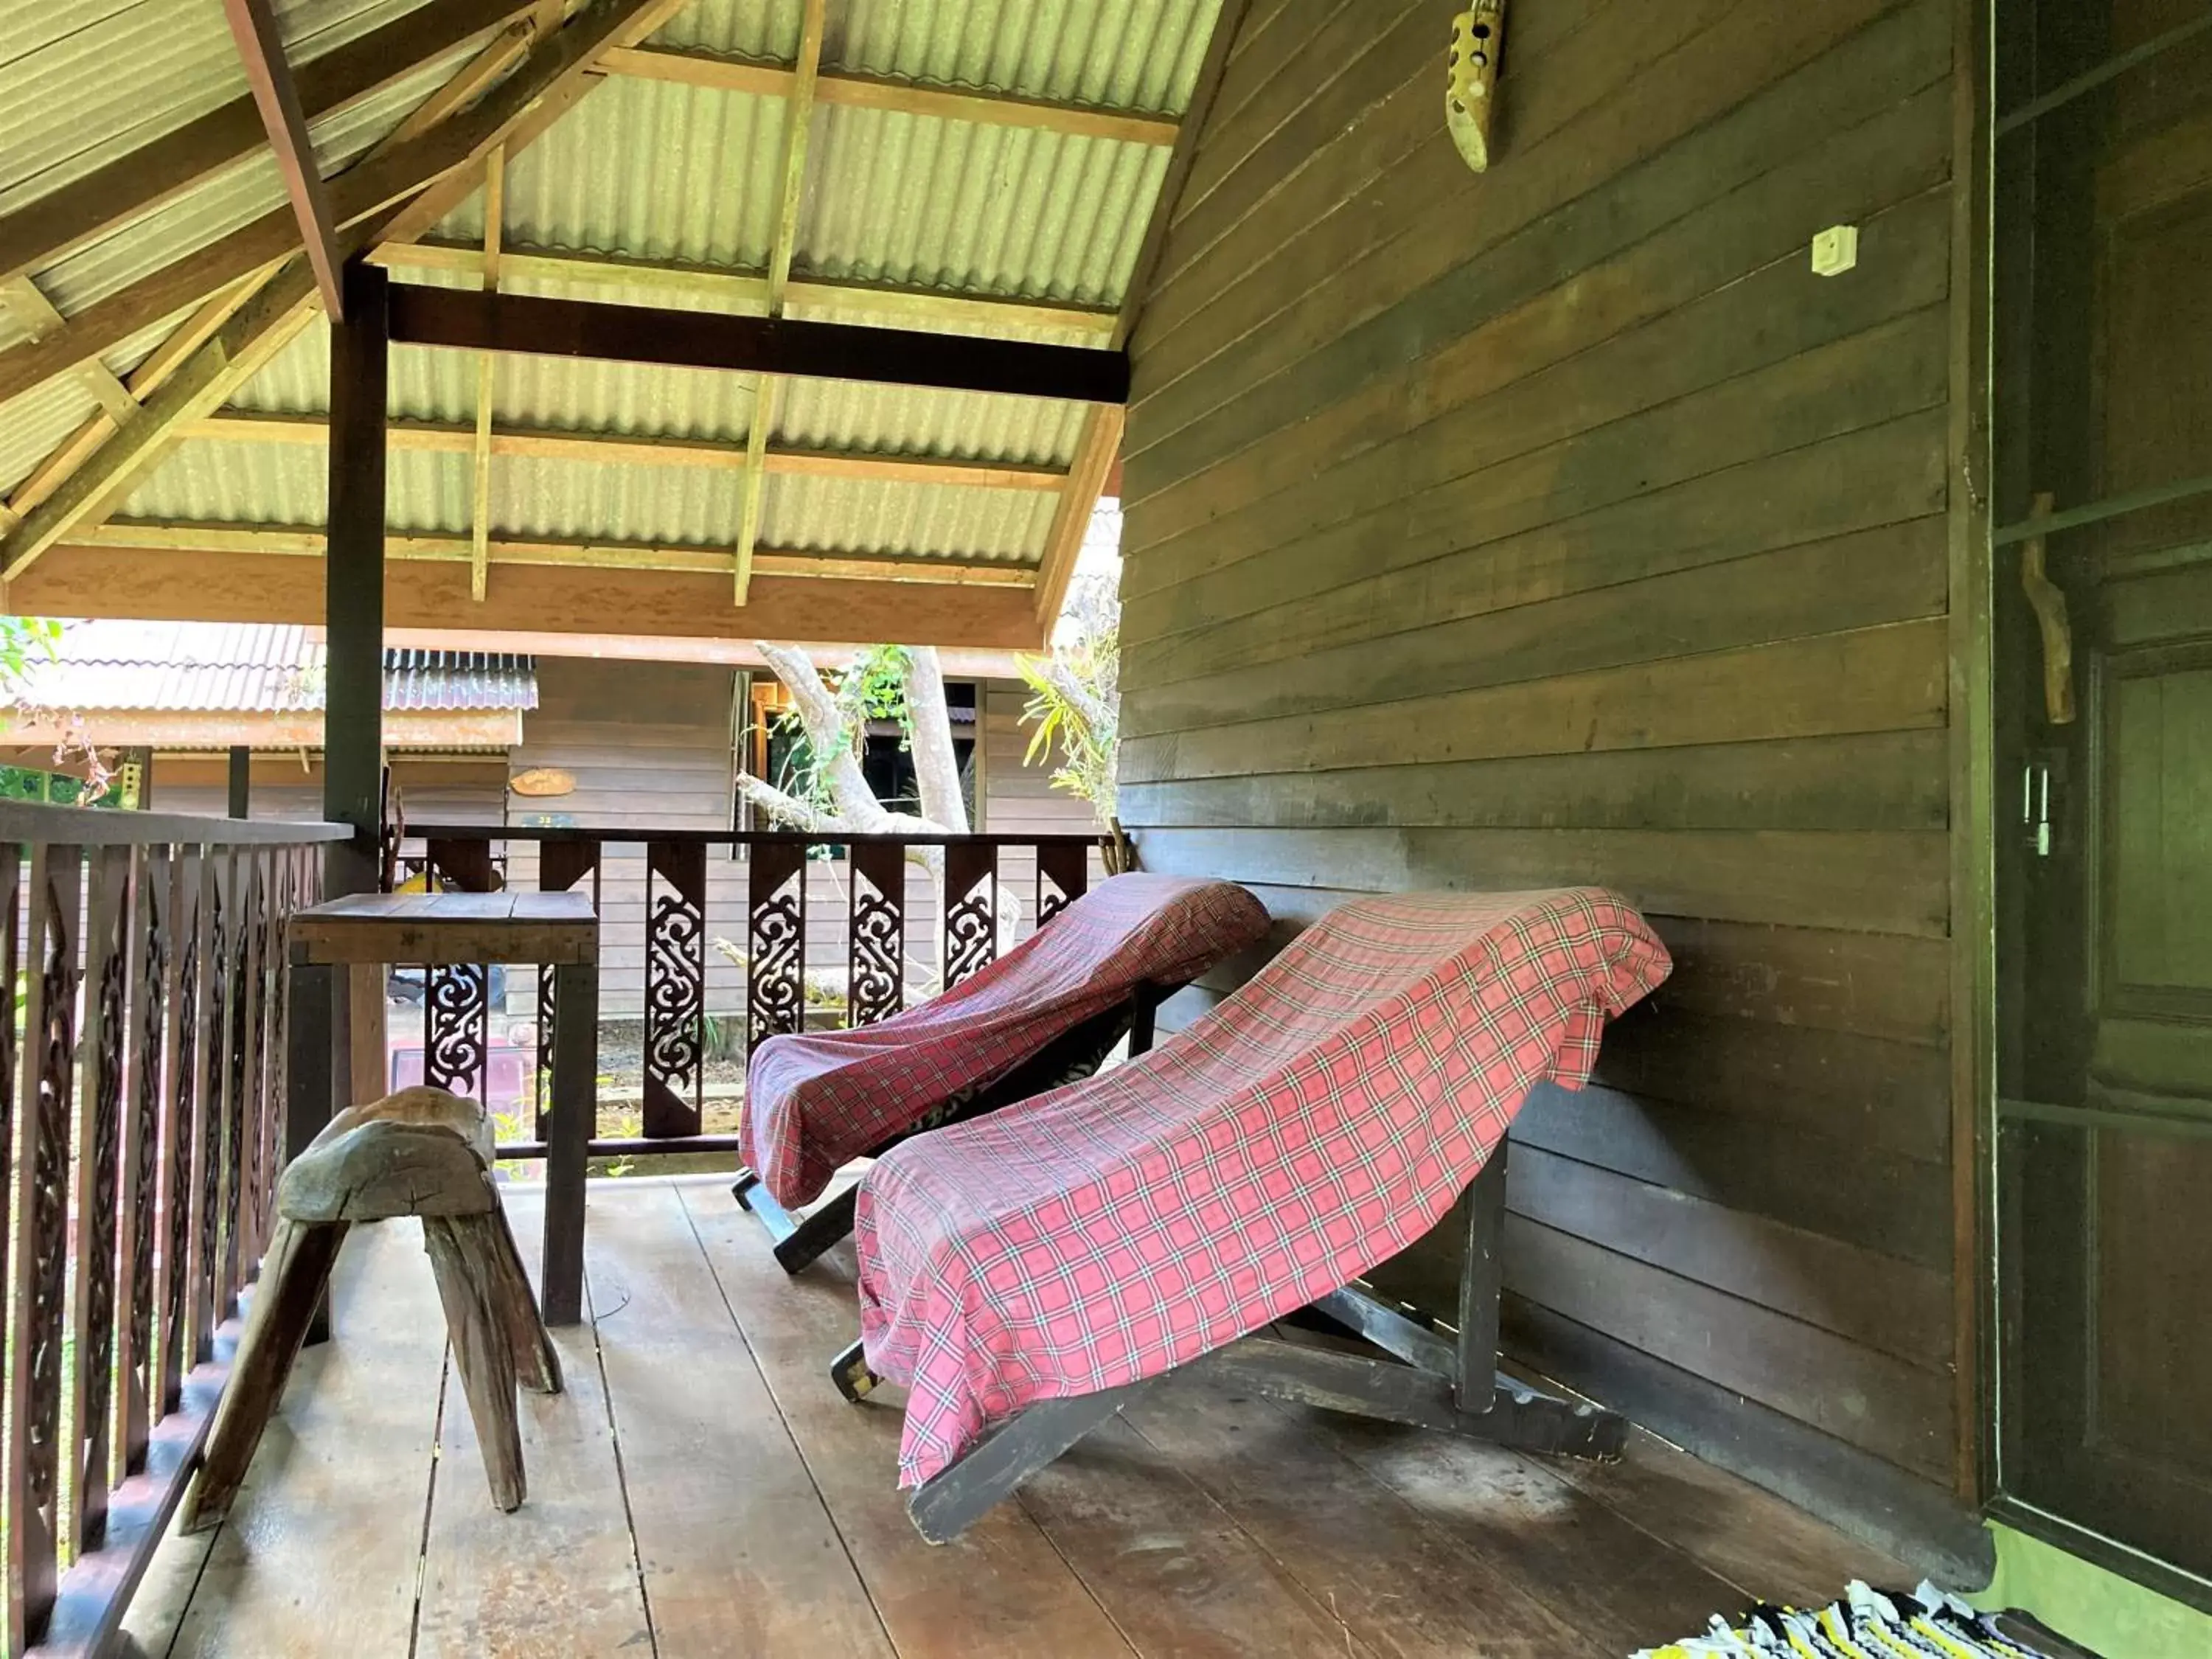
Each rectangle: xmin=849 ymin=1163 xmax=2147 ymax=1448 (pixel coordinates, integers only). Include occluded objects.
xmin=730 ymin=985 xmax=1164 ymax=1274
xmin=831 ymin=1139 xmax=1629 ymax=1544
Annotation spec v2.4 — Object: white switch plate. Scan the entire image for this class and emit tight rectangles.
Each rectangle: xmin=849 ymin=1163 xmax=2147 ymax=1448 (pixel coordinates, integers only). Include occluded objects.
xmin=1812 ymin=223 xmax=1860 ymax=276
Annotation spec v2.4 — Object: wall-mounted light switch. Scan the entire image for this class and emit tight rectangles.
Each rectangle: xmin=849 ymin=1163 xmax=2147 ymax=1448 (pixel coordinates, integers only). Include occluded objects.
xmin=1812 ymin=223 xmax=1860 ymax=276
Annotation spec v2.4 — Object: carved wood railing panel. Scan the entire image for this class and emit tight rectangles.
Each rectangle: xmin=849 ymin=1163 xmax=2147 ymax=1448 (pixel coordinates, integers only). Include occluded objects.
xmin=0 ymin=805 xmax=344 ymax=1658
xmin=386 ymin=828 xmax=1105 ymax=1152
xmin=644 ymin=840 xmax=709 ymax=1137
xmin=848 ymin=841 xmax=906 ymax=1028
xmin=942 ymin=841 xmax=999 ymax=990
xmin=746 ymin=838 xmax=807 ymax=1058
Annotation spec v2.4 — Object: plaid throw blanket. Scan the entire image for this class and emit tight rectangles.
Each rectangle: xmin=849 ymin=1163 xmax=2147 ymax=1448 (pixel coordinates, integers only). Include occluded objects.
xmin=744 ymin=872 xmax=1269 ymax=1208
xmin=855 ymin=887 xmax=1671 ymax=1488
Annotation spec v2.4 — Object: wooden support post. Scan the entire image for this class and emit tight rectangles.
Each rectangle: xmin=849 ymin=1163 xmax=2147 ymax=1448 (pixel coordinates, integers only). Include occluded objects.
xmin=324 ymin=258 xmax=387 ymax=900
xmin=226 ymin=746 xmax=251 ymax=818
xmin=542 ymin=959 xmax=596 ymax=1324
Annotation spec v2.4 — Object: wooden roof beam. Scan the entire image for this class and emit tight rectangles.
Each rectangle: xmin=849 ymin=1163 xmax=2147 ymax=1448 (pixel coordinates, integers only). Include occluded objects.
xmin=598 ymin=46 xmax=1182 ymax=147
xmin=471 ymin=146 xmax=507 ymax=602
xmin=77 ymin=521 xmax=1036 ymax=588
xmin=181 ymin=411 xmax=1069 ymax=491
xmin=385 ymin=286 xmax=1129 ymax=403
xmin=371 ymin=240 xmax=1120 ymax=337
xmin=13 ymin=543 xmax=1046 ymax=650
xmin=0 ymin=0 xmax=535 ymax=289
xmin=0 ymin=0 xmax=688 ymax=414
xmin=736 ymin=0 xmax=825 ymax=607
xmin=223 ymin=0 xmax=348 ymax=319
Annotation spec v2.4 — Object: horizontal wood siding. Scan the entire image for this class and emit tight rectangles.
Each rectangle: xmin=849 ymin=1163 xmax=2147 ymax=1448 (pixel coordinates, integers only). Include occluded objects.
xmin=1121 ymin=0 xmax=1968 ymax=1551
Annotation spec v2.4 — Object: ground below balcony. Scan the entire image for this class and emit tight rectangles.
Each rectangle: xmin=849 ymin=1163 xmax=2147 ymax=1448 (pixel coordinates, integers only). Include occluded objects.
xmin=125 ymin=1176 xmax=1908 ymax=1658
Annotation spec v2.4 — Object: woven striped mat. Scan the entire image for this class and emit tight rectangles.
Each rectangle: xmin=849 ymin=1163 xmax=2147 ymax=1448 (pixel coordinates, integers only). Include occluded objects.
xmin=1632 ymin=1581 xmax=2077 ymax=1658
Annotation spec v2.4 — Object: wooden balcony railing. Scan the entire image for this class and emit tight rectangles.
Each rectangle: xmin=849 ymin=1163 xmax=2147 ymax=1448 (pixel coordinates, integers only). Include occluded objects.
xmin=400 ymin=826 xmax=1108 ymax=1160
xmin=0 ymin=802 xmax=349 ymax=1658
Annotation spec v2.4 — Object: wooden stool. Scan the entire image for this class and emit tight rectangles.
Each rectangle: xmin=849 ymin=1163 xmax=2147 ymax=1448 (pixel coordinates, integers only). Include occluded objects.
xmin=183 ymin=1088 xmax=563 ymax=1533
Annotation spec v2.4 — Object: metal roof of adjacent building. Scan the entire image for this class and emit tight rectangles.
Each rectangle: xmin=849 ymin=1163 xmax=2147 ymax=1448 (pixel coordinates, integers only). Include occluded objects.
xmin=0 ymin=0 xmax=1217 ymax=592
xmin=9 ymin=619 xmax=537 ymax=712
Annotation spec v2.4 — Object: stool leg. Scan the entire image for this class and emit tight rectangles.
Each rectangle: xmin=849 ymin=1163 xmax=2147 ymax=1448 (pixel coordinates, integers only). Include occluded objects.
xmin=484 ymin=1203 xmax=563 ymax=1395
xmin=424 ymin=1214 xmax=526 ymax=1512
xmin=184 ymin=1217 xmax=350 ymax=1533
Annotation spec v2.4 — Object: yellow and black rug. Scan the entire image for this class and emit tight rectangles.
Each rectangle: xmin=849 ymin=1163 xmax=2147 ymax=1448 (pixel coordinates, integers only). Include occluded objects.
xmin=1633 ymin=1581 xmax=2085 ymax=1658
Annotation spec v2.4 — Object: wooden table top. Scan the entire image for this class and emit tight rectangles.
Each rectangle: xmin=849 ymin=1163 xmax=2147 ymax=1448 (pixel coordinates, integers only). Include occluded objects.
xmin=289 ymin=890 xmax=599 ymax=967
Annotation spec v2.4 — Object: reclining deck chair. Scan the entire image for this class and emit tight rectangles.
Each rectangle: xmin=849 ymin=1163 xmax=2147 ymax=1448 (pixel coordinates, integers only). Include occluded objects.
xmin=830 ymin=888 xmax=1671 ymax=1543
xmin=734 ymin=872 xmax=1270 ymax=1273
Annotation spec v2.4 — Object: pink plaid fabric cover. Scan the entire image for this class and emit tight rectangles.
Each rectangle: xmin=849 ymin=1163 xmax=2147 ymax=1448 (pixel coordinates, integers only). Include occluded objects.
xmin=744 ymin=872 xmax=1270 ymax=1208
xmin=854 ymin=887 xmax=1670 ymax=1487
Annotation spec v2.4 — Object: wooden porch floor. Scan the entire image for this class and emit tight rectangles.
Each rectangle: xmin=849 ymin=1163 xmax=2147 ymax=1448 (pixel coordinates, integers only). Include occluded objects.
xmin=124 ymin=1176 xmax=1909 ymax=1658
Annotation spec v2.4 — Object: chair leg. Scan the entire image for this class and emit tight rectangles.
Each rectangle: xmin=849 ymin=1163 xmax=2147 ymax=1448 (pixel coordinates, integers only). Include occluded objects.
xmin=830 ymin=1338 xmax=880 ymax=1403
xmin=479 ymin=1203 xmax=563 ymax=1394
xmin=424 ymin=1214 xmax=526 ymax=1512
xmin=773 ymin=1186 xmax=859 ymax=1274
xmin=905 ymin=1385 xmax=1140 ymax=1545
xmin=184 ymin=1217 xmax=350 ymax=1533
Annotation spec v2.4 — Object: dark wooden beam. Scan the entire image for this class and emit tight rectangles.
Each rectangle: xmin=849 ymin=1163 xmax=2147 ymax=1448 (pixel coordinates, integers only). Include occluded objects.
xmin=324 ymin=260 xmax=389 ymax=898
xmin=384 ymin=285 xmax=1132 ymax=405
xmin=223 ymin=0 xmax=347 ymax=319
xmin=228 ymin=747 xmax=252 ymax=819
xmin=0 ymin=0 xmax=530 ymax=288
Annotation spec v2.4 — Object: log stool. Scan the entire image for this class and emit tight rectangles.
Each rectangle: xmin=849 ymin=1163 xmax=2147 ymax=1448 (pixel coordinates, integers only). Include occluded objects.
xmin=183 ymin=1087 xmax=563 ymax=1532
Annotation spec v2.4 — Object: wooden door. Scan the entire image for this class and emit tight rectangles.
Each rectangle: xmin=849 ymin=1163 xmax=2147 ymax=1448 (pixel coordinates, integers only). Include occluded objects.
xmin=1992 ymin=0 xmax=2212 ymax=1603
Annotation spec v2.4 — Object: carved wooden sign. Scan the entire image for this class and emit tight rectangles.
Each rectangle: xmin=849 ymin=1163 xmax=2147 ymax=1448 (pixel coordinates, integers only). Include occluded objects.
xmin=508 ymin=767 xmax=575 ymax=798
xmin=1447 ymin=1 xmax=1506 ymax=173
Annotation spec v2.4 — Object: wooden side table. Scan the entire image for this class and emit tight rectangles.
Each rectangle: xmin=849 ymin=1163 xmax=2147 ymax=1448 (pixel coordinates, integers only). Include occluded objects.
xmin=289 ymin=891 xmax=599 ymax=1323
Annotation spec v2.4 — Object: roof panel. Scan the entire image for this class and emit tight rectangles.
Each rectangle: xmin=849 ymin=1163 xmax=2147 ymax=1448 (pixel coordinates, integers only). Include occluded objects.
xmin=495 ymin=452 xmax=740 ymax=546
xmin=6 ymin=619 xmax=535 ymax=712
xmin=35 ymin=53 xmax=466 ymax=316
xmin=0 ymin=0 xmax=426 ymax=218
xmin=802 ymin=106 xmax=1164 ymax=306
xmin=761 ymin=472 xmax=1051 ymax=563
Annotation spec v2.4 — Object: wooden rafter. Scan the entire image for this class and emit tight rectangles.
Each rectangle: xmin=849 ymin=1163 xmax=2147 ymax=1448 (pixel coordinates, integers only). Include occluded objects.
xmin=471 ymin=147 xmax=507 ymax=602
xmin=1026 ymin=1 xmax=1250 ymax=634
xmin=13 ymin=543 xmax=1045 ymax=650
xmin=598 ymin=45 xmax=1183 ymax=147
xmin=79 ymin=521 xmax=1034 ymax=588
xmin=385 ymin=287 xmax=1130 ymax=403
xmin=736 ymin=0 xmax=825 ymax=607
xmin=0 ymin=274 xmax=138 ymax=420
xmin=371 ymin=240 xmax=1119 ymax=336
xmin=179 ymin=411 xmax=1068 ymax=491
xmin=0 ymin=0 xmax=677 ymax=585
xmin=0 ymin=265 xmax=323 ymax=585
xmin=0 ymin=0 xmax=686 ymax=415
xmin=0 ymin=260 xmax=276 ymax=553
xmin=0 ymin=0 xmax=533 ymax=290
xmin=223 ymin=0 xmax=348 ymax=318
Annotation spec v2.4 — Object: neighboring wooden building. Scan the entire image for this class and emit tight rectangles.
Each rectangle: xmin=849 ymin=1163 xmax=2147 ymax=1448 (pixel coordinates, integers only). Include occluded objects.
xmin=1117 ymin=0 xmax=1978 ymax=1573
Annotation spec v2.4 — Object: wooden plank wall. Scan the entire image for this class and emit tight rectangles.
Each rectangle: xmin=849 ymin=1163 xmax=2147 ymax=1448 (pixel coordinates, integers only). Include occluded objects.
xmin=1117 ymin=0 xmax=1979 ymax=1569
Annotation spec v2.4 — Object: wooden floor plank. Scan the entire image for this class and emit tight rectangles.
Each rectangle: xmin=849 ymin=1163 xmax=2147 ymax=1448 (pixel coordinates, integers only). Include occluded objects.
xmin=1532 ymin=1419 xmax=1913 ymax=1607
xmin=414 ymin=1187 xmax=654 ymax=1659
xmin=165 ymin=1222 xmax=446 ymax=1658
xmin=586 ymin=1180 xmax=894 ymax=1658
xmin=1121 ymin=1377 xmax=1602 ymax=1658
xmin=1015 ymin=1413 xmax=1385 ymax=1658
xmin=115 ymin=1518 xmax=215 ymax=1658
xmin=1298 ymin=1407 xmax=1750 ymax=1655
xmin=678 ymin=1182 xmax=1138 ymax=1659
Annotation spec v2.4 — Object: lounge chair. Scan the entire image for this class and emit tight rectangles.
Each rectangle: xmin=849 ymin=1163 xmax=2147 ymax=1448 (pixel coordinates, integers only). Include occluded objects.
xmin=830 ymin=887 xmax=1671 ymax=1543
xmin=733 ymin=872 xmax=1271 ymax=1272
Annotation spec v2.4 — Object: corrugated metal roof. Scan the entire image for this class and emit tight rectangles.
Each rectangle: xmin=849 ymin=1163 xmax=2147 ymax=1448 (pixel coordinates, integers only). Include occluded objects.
xmin=1 ymin=0 xmax=1222 ymax=594
xmin=9 ymin=619 xmax=537 ymax=712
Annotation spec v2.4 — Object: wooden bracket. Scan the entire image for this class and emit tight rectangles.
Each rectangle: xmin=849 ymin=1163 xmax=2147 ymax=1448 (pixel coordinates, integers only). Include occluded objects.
xmin=2020 ymin=490 xmax=2076 ymax=725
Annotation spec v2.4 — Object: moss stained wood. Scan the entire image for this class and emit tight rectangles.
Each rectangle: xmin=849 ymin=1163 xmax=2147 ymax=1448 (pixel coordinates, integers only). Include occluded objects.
xmin=1118 ymin=0 xmax=1968 ymax=1537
